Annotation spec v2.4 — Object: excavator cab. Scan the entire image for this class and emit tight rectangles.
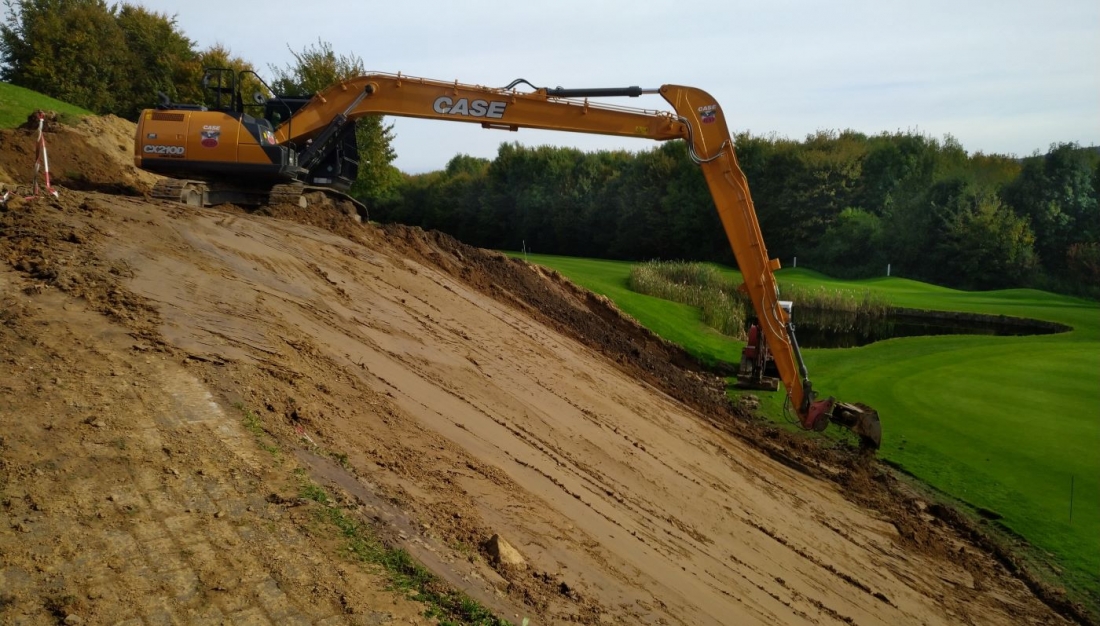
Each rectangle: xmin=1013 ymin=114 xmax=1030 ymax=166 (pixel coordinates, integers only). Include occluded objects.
xmin=738 ymin=300 xmax=793 ymax=391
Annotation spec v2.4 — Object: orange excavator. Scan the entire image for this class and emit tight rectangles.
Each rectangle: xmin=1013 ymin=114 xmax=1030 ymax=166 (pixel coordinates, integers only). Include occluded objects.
xmin=133 ymin=69 xmax=882 ymax=449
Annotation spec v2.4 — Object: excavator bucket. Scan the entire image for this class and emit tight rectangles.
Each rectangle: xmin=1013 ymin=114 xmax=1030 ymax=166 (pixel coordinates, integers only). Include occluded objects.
xmin=832 ymin=402 xmax=882 ymax=449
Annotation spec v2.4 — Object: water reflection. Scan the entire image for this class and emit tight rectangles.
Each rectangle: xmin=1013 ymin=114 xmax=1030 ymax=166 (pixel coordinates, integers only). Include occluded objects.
xmin=783 ymin=308 xmax=1068 ymax=349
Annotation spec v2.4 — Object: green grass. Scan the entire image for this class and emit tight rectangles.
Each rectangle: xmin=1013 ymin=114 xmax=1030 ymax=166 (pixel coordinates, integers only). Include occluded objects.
xmin=513 ymin=253 xmax=1100 ymax=603
xmin=513 ymin=254 xmax=746 ymax=368
xmin=235 ymin=402 xmax=513 ymax=625
xmin=294 ymin=471 xmax=515 ymax=626
xmin=238 ymin=404 xmax=281 ymax=457
xmin=0 ymin=82 xmax=91 ymax=129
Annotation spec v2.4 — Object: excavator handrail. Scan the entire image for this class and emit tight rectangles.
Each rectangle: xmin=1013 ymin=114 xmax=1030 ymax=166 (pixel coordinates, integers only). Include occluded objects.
xmin=370 ymin=71 xmax=677 ymax=114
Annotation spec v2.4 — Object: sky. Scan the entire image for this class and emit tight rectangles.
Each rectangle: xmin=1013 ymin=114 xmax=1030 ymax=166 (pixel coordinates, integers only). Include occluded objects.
xmin=139 ymin=0 xmax=1099 ymax=174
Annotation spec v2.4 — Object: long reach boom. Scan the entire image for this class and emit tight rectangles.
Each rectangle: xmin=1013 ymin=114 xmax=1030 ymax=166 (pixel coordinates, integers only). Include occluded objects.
xmin=134 ymin=71 xmax=882 ymax=448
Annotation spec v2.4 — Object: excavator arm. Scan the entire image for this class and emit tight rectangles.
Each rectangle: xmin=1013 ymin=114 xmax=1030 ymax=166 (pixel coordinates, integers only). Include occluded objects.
xmin=273 ymin=73 xmax=881 ymax=448
xmin=273 ymin=75 xmax=686 ymax=144
xmin=662 ymin=85 xmax=878 ymax=447
xmin=136 ymin=71 xmax=882 ymax=448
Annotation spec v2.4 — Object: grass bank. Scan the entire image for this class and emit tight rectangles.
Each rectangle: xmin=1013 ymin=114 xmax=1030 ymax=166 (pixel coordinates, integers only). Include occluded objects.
xmin=513 ymin=252 xmax=1100 ymax=608
xmin=511 ymin=254 xmax=744 ymax=367
xmin=0 ymin=82 xmax=90 ymax=129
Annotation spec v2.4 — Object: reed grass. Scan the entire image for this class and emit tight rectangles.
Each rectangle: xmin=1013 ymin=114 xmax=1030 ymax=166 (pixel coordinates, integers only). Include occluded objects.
xmin=627 ymin=262 xmax=890 ymax=339
xmin=627 ymin=261 xmax=747 ymax=338
xmin=777 ymin=282 xmax=890 ymax=317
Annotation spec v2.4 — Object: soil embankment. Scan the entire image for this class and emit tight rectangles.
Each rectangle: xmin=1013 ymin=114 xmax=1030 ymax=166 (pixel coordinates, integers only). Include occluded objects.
xmin=0 ymin=116 xmax=1082 ymax=625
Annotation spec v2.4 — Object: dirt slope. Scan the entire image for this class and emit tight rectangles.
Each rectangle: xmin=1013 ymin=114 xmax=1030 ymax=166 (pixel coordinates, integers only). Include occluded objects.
xmin=0 ymin=269 xmax=445 ymax=625
xmin=0 ymin=114 xmax=160 ymax=192
xmin=0 ymin=186 xmax=1072 ymax=625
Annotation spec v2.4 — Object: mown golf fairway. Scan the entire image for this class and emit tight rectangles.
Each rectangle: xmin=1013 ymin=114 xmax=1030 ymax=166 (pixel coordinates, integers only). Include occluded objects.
xmin=518 ymin=253 xmax=1100 ymax=599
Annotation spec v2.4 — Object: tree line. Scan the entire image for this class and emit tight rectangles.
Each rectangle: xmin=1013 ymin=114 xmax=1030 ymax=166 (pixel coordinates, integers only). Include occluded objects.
xmin=0 ymin=0 xmax=397 ymax=200
xmin=376 ymin=133 xmax=1099 ymax=295
xmin=4 ymin=2 xmax=1096 ymax=294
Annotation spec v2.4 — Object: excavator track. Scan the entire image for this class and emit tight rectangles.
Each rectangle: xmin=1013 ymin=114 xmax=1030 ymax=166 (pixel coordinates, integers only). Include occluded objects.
xmin=151 ymin=179 xmax=206 ymax=207
xmin=268 ymin=183 xmax=309 ymax=208
xmin=270 ymin=182 xmax=369 ymax=222
xmin=150 ymin=179 xmax=367 ymax=222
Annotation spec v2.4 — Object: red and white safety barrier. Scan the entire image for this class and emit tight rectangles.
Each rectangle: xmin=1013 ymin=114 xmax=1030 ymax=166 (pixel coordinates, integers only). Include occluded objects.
xmin=1 ymin=110 xmax=59 ymax=206
xmin=30 ymin=110 xmax=59 ymax=200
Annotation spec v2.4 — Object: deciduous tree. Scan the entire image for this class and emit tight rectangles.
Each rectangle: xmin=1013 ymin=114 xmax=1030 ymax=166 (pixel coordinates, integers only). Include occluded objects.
xmin=268 ymin=39 xmax=396 ymax=203
xmin=942 ymin=192 xmax=1038 ymax=289
xmin=1 ymin=0 xmax=200 ymax=119
xmin=115 ymin=4 xmax=196 ymax=118
xmin=1002 ymin=143 xmax=1099 ymax=275
xmin=1 ymin=0 xmax=129 ymax=113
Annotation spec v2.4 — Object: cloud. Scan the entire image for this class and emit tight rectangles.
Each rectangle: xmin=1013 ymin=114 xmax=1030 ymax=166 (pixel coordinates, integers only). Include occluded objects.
xmin=141 ymin=0 xmax=1100 ymax=171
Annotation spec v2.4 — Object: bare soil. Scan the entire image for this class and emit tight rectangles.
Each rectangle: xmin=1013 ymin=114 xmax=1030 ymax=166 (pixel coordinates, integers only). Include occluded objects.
xmin=0 ymin=117 xmax=1087 ymax=625
xmin=0 ymin=114 xmax=160 ymax=194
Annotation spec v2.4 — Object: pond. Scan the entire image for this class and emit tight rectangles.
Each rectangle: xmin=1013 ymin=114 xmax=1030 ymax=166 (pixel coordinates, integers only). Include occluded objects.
xmin=784 ymin=308 xmax=1070 ymax=349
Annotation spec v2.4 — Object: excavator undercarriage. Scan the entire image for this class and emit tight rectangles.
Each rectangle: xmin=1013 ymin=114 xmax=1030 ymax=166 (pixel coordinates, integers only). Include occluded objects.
xmin=150 ymin=178 xmax=366 ymax=220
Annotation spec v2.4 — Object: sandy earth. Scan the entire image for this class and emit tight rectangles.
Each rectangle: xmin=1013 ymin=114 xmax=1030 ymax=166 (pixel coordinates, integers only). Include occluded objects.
xmin=0 ymin=113 xmax=160 ymax=193
xmin=0 ymin=117 xmax=1084 ymax=625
